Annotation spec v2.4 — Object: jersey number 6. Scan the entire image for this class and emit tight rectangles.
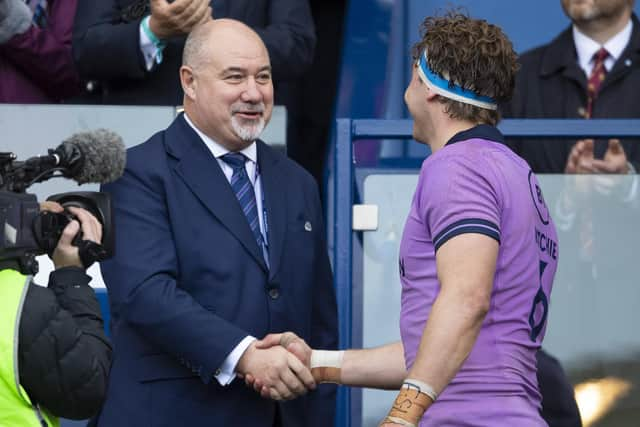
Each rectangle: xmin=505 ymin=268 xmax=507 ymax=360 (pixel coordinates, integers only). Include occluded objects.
xmin=528 ymin=260 xmax=549 ymax=342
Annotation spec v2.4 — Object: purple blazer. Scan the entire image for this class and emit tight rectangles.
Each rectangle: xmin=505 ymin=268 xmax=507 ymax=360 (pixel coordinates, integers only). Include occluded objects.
xmin=0 ymin=0 xmax=80 ymax=103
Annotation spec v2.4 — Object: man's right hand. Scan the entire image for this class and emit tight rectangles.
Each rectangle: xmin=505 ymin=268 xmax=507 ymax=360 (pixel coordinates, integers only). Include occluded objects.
xmin=149 ymin=0 xmax=212 ymax=40
xmin=245 ymin=332 xmax=342 ymax=396
xmin=236 ymin=341 xmax=316 ymax=401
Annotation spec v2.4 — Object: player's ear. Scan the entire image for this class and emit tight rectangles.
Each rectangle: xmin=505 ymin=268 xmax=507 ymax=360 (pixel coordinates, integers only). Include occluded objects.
xmin=425 ymin=85 xmax=438 ymax=102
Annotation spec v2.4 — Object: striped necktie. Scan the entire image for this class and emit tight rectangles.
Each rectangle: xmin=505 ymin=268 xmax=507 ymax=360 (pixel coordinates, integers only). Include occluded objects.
xmin=585 ymin=47 xmax=609 ymax=119
xmin=221 ymin=153 xmax=268 ymax=265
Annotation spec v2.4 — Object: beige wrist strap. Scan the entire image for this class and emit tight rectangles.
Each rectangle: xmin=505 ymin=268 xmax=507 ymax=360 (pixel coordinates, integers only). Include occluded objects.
xmin=382 ymin=379 xmax=436 ymax=426
xmin=403 ymin=378 xmax=438 ymax=402
xmin=310 ymin=350 xmax=344 ymax=383
xmin=381 ymin=416 xmax=417 ymax=427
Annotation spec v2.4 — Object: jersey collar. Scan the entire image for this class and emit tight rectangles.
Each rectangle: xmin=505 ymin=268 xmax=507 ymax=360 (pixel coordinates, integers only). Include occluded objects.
xmin=445 ymin=124 xmax=505 ymax=147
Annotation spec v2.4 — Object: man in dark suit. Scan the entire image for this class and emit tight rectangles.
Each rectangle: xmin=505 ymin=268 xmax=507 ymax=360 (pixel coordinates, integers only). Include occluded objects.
xmin=502 ymin=0 xmax=640 ymax=174
xmin=499 ymin=2 xmax=640 ymax=426
xmin=98 ymin=19 xmax=338 ymax=427
xmin=71 ymin=0 xmax=315 ymax=109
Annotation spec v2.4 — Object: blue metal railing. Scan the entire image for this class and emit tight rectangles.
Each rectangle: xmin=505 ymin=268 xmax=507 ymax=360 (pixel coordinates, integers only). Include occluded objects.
xmin=331 ymin=118 xmax=640 ymax=427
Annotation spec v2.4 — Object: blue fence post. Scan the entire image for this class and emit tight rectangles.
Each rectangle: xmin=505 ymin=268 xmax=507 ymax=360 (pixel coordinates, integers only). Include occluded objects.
xmin=334 ymin=118 xmax=354 ymax=427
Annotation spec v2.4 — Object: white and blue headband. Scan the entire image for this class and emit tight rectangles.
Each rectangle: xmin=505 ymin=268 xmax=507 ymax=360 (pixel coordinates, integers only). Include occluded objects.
xmin=416 ymin=50 xmax=497 ymax=110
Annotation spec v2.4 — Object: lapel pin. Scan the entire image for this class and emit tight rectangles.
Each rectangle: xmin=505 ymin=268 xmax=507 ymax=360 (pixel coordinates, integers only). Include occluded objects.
xmin=304 ymin=221 xmax=312 ymax=232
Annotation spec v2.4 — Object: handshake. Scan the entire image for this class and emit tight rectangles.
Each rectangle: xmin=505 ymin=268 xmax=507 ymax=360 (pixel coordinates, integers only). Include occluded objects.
xmin=236 ymin=336 xmax=430 ymax=427
xmin=235 ymin=332 xmax=342 ymax=401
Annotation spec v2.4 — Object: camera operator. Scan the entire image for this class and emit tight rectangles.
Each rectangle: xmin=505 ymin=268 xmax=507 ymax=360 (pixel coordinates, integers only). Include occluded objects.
xmin=0 ymin=201 xmax=112 ymax=426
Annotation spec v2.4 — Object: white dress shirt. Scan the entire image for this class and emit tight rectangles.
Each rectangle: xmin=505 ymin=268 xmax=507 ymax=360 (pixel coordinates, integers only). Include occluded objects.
xmin=573 ymin=19 xmax=633 ymax=76
xmin=139 ymin=21 xmax=159 ymax=71
xmin=184 ymin=113 xmax=269 ymax=386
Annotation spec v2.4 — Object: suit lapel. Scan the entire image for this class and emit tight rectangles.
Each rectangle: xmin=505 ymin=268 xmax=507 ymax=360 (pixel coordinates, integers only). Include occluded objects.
xmin=257 ymin=141 xmax=286 ymax=281
xmin=167 ymin=116 xmax=268 ymax=272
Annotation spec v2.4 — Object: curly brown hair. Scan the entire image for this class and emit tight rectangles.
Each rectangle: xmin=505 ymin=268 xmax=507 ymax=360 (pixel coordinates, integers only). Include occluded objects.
xmin=412 ymin=11 xmax=518 ymax=126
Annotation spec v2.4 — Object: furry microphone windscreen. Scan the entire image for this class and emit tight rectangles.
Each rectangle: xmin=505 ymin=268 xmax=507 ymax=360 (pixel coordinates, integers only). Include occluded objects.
xmin=60 ymin=129 xmax=126 ymax=184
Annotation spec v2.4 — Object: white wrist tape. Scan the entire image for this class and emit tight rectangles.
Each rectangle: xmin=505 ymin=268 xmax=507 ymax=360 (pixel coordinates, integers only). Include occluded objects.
xmin=403 ymin=378 xmax=438 ymax=402
xmin=310 ymin=350 xmax=344 ymax=368
xmin=309 ymin=350 xmax=344 ymax=384
xmin=384 ymin=416 xmax=416 ymax=427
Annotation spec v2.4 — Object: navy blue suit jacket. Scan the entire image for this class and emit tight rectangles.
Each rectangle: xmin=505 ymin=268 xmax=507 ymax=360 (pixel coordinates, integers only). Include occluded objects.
xmin=98 ymin=114 xmax=338 ymax=426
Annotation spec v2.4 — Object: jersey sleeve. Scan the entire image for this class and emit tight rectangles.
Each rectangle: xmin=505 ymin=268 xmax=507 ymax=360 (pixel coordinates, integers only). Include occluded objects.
xmin=418 ymin=153 xmax=502 ymax=252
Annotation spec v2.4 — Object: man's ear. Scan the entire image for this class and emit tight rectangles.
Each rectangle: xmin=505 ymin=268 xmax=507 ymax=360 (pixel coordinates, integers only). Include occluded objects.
xmin=180 ymin=65 xmax=196 ymax=100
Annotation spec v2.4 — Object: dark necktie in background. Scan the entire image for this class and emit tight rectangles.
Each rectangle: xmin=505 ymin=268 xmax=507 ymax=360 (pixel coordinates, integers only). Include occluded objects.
xmin=221 ymin=152 xmax=269 ymax=267
xmin=579 ymin=49 xmax=610 ymax=267
xmin=585 ymin=47 xmax=609 ymax=119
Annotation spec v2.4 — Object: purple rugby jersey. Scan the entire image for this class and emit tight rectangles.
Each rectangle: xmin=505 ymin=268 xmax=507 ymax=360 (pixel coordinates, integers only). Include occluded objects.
xmin=398 ymin=125 xmax=557 ymax=426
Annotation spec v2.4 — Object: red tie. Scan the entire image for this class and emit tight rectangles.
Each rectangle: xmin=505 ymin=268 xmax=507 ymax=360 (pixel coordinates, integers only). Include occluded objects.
xmin=585 ymin=47 xmax=609 ymax=119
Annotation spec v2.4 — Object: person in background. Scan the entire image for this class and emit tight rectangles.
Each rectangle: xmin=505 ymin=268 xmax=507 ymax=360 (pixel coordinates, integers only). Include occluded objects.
xmin=0 ymin=0 xmax=80 ymax=102
xmin=503 ymin=4 xmax=640 ymax=424
xmin=502 ymin=0 xmax=640 ymax=175
xmin=286 ymin=0 xmax=348 ymax=195
xmin=0 ymin=202 xmax=111 ymax=426
xmin=71 ymin=0 xmax=315 ymax=146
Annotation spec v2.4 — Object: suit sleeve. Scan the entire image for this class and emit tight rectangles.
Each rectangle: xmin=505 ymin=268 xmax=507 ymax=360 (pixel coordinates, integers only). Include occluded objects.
xmin=252 ymin=0 xmax=316 ymax=80
xmin=100 ymin=159 xmax=249 ymax=384
xmin=72 ymin=1 xmax=146 ymax=80
xmin=305 ymin=176 xmax=338 ymax=426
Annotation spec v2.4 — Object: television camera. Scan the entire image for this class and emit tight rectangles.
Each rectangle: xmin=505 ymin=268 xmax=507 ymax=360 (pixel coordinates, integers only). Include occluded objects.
xmin=0 ymin=130 xmax=125 ymax=275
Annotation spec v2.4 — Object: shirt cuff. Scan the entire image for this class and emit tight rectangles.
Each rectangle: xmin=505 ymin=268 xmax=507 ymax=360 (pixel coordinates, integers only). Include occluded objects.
xmin=214 ymin=335 xmax=256 ymax=386
xmin=139 ymin=17 xmax=161 ymax=71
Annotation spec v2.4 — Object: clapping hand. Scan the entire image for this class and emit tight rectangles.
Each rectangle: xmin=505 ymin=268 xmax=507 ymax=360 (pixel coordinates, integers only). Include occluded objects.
xmin=149 ymin=0 xmax=212 ymax=39
xmin=565 ymin=139 xmax=629 ymax=174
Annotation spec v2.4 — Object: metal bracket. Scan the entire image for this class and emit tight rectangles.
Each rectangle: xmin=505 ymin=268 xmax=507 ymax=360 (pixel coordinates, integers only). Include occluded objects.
xmin=352 ymin=204 xmax=379 ymax=231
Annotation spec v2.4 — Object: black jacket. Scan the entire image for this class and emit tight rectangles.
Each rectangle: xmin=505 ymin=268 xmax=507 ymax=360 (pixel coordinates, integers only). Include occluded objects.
xmin=537 ymin=350 xmax=582 ymax=427
xmin=18 ymin=267 xmax=112 ymax=420
xmin=501 ymin=14 xmax=640 ymax=173
xmin=71 ymin=0 xmax=315 ymax=106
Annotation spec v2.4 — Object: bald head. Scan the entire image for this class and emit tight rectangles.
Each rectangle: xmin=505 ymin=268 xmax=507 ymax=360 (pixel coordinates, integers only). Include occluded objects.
xmin=179 ymin=18 xmax=274 ymax=151
xmin=183 ymin=19 xmax=269 ymax=70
